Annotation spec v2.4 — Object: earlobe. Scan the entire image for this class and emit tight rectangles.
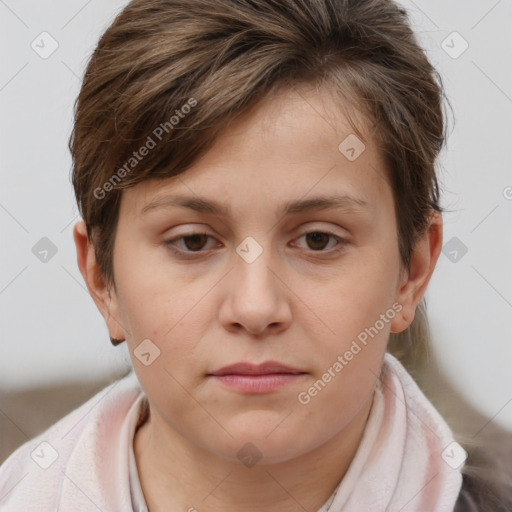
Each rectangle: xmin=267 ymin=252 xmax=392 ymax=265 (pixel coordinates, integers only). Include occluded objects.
xmin=72 ymin=220 xmax=126 ymax=343
xmin=390 ymin=211 xmax=443 ymax=334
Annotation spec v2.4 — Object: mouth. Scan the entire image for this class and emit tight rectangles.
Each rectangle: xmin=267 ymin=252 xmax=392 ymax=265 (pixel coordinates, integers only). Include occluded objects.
xmin=208 ymin=360 xmax=306 ymax=377
xmin=207 ymin=361 xmax=307 ymax=394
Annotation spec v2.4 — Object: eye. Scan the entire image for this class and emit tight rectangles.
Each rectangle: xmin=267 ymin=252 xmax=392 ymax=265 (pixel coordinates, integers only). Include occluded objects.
xmin=294 ymin=231 xmax=347 ymax=253
xmin=164 ymin=233 xmax=217 ymax=258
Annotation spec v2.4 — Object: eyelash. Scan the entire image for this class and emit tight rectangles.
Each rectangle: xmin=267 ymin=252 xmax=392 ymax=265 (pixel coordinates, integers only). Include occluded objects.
xmin=164 ymin=231 xmax=348 ymax=260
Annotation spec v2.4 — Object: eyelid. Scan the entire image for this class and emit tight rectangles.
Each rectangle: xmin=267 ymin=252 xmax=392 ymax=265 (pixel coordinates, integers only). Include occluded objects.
xmin=165 ymin=231 xmax=217 ymax=248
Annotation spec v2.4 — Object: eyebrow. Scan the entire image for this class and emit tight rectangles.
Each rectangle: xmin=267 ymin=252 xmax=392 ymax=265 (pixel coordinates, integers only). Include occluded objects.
xmin=141 ymin=193 xmax=369 ymax=217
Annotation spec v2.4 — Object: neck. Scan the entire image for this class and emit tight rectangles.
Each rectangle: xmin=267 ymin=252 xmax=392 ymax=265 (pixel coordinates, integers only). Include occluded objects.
xmin=133 ymin=393 xmax=374 ymax=512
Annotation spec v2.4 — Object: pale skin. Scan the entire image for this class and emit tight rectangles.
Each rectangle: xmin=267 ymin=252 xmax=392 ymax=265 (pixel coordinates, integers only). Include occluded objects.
xmin=74 ymin=83 xmax=443 ymax=512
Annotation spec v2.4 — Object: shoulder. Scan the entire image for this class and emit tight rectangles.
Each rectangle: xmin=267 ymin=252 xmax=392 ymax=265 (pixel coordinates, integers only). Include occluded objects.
xmin=0 ymin=370 xmax=143 ymax=512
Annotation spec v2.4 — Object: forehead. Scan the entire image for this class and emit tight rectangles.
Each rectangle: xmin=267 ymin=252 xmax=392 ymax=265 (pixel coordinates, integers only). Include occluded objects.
xmin=120 ymin=83 xmax=391 ymax=218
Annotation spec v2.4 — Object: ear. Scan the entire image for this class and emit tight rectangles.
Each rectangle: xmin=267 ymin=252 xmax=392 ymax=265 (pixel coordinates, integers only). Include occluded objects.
xmin=73 ymin=220 xmax=126 ymax=341
xmin=390 ymin=211 xmax=443 ymax=333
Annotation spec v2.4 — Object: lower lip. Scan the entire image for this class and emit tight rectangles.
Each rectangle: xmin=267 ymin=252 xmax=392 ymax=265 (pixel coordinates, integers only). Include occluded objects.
xmin=209 ymin=373 xmax=305 ymax=393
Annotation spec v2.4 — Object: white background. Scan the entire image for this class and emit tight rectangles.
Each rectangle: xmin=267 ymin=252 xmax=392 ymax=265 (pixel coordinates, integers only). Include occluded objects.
xmin=0 ymin=0 xmax=511 ymax=429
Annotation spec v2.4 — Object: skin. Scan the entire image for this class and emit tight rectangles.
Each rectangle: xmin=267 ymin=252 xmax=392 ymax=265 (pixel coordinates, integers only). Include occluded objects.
xmin=74 ymin=83 xmax=442 ymax=512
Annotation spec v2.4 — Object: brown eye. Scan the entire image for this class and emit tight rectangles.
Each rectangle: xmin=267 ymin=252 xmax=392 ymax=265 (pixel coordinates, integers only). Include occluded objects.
xmin=293 ymin=230 xmax=348 ymax=255
xmin=164 ymin=232 xmax=216 ymax=258
xmin=182 ymin=234 xmax=209 ymax=251
xmin=305 ymin=232 xmax=331 ymax=251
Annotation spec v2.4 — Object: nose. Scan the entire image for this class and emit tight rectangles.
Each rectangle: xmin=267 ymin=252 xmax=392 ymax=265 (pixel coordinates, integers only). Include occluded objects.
xmin=218 ymin=244 xmax=292 ymax=337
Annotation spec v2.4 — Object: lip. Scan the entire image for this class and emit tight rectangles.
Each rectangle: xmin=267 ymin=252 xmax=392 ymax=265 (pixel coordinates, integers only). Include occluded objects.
xmin=209 ymin=361 xmax=305 ymax=376
xmin=207 ymin=361 xmax=307 ymax=394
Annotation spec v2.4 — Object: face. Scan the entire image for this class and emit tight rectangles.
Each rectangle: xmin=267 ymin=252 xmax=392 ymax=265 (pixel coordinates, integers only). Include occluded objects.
xmin=90 ymin=84 xmax=414 ymax=464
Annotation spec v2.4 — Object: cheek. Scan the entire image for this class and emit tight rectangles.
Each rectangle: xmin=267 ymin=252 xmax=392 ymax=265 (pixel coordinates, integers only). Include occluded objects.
xmin=314 ymin=250 xmax=399 ymax=335
xmin=301 ymin=246 xmax=399 ymax=397
xmin=114 ymin=240 xmax=198 ymax=331
xmin=112 ymin=255 xmax=209 ymax=389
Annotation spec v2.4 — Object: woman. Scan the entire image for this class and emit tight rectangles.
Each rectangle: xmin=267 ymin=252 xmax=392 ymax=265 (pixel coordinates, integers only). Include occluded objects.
xmin=0 ymin=0 xmax=510 ymax=510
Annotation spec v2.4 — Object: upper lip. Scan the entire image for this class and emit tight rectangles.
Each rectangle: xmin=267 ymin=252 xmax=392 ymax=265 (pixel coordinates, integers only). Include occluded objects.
xmin=209 ymin=361 xmax=305 ymax=376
